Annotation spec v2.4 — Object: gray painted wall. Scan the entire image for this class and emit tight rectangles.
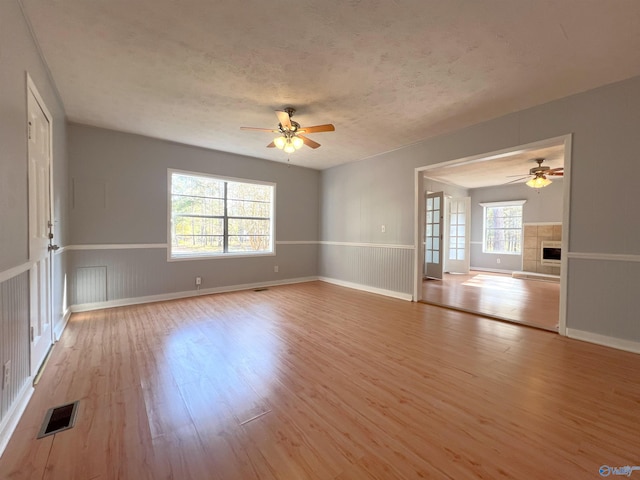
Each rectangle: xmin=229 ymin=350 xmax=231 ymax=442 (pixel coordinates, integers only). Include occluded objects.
xmin=0 ymin=0 xmax=69 ymax=430
xmin=469 ymin=179 xmax=564 ymax=271
xmin=68 ymin=124 xmax=320 ymax=304
xmin=320 ymin=157 xmax=414 ymax=245
xmin=320 ymin=75 xmax=640 ymax=341
xmin=1 ymin=1 xmax=69 ymax=269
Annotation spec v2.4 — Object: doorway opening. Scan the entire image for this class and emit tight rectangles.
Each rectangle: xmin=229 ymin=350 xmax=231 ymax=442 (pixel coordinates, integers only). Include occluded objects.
xmin=413 ymin=135 xmax=572 ymax=334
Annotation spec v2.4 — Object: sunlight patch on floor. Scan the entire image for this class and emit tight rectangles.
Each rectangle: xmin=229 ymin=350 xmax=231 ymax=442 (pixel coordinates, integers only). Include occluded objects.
xmin=462 ymin=274 xmax=516 ymax=291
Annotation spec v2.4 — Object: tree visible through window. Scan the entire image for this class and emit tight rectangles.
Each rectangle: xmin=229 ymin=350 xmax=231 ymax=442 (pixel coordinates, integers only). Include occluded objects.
xmin=169 ymin=170 xmax=274 ymax=259
xmin=481 ymin=201 xmax=526 ymax=254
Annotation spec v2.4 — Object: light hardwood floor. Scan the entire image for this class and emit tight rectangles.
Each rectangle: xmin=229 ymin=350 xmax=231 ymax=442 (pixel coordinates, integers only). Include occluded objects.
xmin=422 ymin=271 xmax=560 ymax=331
xmin=1 ymin=281 xmax=639 ymax=479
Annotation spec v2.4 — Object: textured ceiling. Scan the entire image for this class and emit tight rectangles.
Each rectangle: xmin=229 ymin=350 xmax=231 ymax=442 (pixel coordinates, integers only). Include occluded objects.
xmin=424 ymin=144 xmax=564 ymax=189
xmin=21 ymin=0 xmax=640 ymax=170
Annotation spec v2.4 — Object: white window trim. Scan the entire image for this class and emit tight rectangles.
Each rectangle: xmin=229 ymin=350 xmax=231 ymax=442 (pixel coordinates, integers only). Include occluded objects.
xmin=167 ymin=168 xmax=276 ymax=261
xmin=479 ymin=200 xmax=527 ymax=208
xmin=480 ymin=200 xmax=526 ymax=255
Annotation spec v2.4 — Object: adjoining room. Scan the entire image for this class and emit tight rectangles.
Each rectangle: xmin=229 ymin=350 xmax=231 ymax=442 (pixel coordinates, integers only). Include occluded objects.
xmin=418 ymin=140 xmax=567 ymax=331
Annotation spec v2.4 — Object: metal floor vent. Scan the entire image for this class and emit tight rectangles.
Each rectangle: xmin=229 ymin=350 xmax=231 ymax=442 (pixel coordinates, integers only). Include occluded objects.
xmin=37 ymin=401 xmax=79 ymax=439
xmin=253 ymin=287 xmax=269 ymax=292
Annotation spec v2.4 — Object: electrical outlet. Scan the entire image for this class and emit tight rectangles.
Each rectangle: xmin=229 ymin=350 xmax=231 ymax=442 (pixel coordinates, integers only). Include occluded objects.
xmin=381 ymin=225 xmax=386 ymax=233
xmin=274 ymin=265 xmax=279 ymax=273
xmin=496 ymin=258 xmax=501 ymax=264
xmin=3 ymin=361 xmax=10 ymax=390
xmin=195 ymin=276 xmax=202 ymax=286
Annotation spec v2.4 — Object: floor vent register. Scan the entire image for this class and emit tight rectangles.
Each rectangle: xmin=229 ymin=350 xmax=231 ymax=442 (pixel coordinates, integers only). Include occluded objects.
xmin=37 ymin=401 xmax=79 ymax=439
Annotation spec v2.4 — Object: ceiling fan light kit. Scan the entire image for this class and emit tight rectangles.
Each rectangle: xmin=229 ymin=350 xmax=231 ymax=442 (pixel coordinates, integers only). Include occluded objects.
xmin=274 ymin=135 xmax=302 ymax=152
xmin=241 ymin=107 xmax=335 ymax=154
xmin=526 ymin=174 xmax=552 ymax=189
xmin=274 ymin=131 xmax=304 ymax=153
xmin=283 ymin=141 xmax=296 ymax=154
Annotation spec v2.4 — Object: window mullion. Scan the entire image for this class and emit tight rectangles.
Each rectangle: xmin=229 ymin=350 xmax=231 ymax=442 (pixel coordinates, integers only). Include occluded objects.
xmin=223 ymin=182 xmax=229 ymax=253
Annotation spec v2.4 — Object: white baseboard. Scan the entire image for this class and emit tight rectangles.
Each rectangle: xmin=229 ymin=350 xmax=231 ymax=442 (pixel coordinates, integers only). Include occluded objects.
xmin=70 ymin=276 xmax=319 ymax=312
xmin=0 ymin=380 xmax=34 ymax=458
xmin=54 ymin=308 xmax=71 ymax=341
xmin=318 ymin=276 xmax=413 ymax=301
xmin=469 ymin=267 xmax=514 ymax=274
xmin=566 ymin=328 xmax=640 ymax=355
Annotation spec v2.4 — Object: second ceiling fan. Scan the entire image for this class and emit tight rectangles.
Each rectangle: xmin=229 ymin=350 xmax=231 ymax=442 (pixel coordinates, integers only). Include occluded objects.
xmin=507 ymin=158 xmax=564 ymax=188
xmin=241 ymin=108 xmax=335 ymax=153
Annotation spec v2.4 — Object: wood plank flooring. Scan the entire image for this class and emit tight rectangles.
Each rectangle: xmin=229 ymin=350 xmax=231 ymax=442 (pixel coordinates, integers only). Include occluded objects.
xmin=2 ymin=281 xmax=639 ymax=479
xmin=421 ymin=271 xmax=560 ymax=331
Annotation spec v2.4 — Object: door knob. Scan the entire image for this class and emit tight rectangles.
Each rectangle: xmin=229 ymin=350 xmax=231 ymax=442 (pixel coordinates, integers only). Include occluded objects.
xmin=48 ymin=244 xmax=59 ymax=252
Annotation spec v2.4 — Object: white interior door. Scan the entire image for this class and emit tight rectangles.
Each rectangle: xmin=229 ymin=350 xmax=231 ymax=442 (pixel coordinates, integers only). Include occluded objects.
xmin=425 ymin=191 xmax=444 ymax=280
xmin=28 ymin=81 xmax=54 ymax=377
xmin=445 ymin=196 xmax=471 ymax=274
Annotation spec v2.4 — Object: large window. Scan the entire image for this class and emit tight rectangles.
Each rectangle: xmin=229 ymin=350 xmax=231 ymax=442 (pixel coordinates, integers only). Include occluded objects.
xmin=169 ymin=170 xmax=275 ymax=259
xmin=480 ymin=200 xmax=526 ymax=255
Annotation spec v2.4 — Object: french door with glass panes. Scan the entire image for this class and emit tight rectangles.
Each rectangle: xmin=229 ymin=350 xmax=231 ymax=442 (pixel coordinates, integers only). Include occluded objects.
xmin=425 ymin=192 xmax=444 ymax=280
xmin=444 ymin=196 xmax=470 ymax=274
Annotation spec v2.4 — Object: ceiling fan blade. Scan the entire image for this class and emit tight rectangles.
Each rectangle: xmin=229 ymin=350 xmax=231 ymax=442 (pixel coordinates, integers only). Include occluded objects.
xmin=276 ymin=110 xmax=292 ymax=130
xmin=504 ymin=176 xmax=530 ymax=185
xmin=266 ymin=141 xmax=276 ymax=148
xmin=299 ymin=134 xmax=321 ymax=149
xmin=547 ymin=171 xmax=564 ymax=176
xmin=241 ymin=126 xmax=279 ymax=132
xmin=547 ymin=167 xmax=564 ymax=173
xmin=298 ymin=124 xmax=335 ymax=134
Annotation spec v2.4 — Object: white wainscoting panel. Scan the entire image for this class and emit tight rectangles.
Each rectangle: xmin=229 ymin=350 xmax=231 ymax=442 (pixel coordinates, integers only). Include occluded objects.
xmin=319 ymin=243 xmax=414 ymax=297
xmin=75 ymin=266 xmax=108 ymax=305
xmin=0 ymin=270 xmax=32 ymax=456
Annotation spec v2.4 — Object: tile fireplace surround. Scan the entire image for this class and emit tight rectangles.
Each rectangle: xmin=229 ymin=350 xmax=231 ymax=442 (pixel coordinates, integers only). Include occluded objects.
xmin=523 ymin=223 xmax=562 ymax=275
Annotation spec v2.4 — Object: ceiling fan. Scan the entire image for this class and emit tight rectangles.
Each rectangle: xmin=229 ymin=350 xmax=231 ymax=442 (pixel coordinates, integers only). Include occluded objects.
xmin=241 ymin=107 xmax=335 ymax=153
xmin=507 ymin=158 xmax=564 ymax=188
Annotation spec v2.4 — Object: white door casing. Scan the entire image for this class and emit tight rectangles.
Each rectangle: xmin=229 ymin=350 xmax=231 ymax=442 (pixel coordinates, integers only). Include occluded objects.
xmin=425 ymin=191 xmax=444 ymax=280
xmin=27 ymin=76 xmax=54 ymax=377
xmin=444 ymin=196 xmax=471 ymax=274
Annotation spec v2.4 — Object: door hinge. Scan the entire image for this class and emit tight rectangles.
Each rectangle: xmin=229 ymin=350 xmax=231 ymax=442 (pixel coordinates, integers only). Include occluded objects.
xmin=28 ymin=121 xmax=32 ymax=140
xmin=30 ymin=326 xmax=35 ymax=342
